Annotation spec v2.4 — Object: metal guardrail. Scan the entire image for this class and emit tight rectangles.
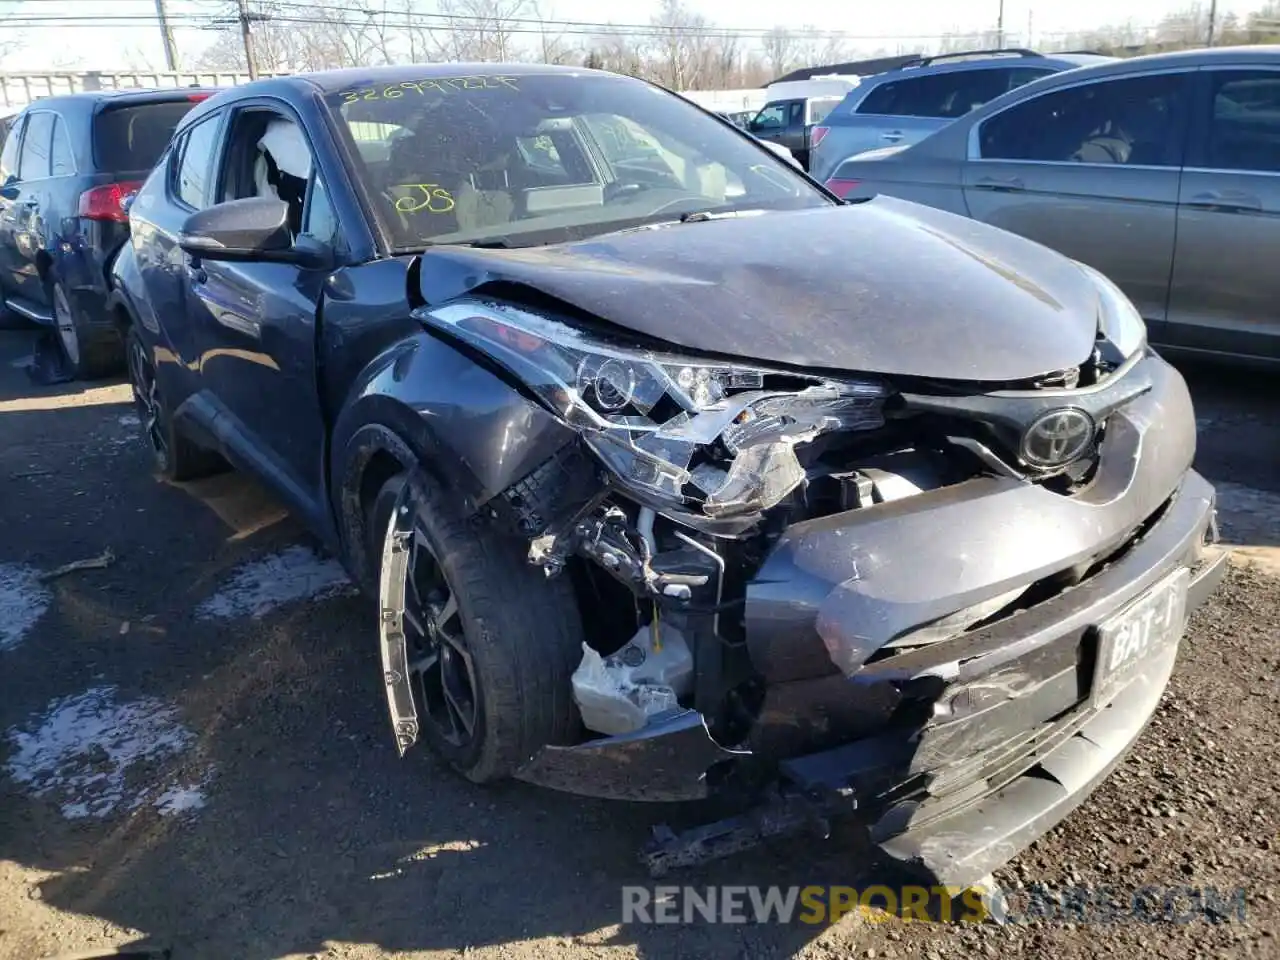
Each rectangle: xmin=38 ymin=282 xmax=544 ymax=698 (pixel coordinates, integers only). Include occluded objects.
xmin=0 ymin=70 xmax=291 ymax=109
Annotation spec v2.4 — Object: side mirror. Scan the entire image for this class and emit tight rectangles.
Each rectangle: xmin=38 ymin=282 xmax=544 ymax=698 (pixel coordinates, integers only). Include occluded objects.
xmin=179 ymin=197 xmax=298 ymax=263
xmin=0 ymin=179 xmax=19 ymax=201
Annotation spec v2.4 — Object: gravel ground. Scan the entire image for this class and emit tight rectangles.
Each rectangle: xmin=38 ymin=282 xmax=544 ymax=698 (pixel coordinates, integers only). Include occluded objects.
xmin=0 ymin=328 xmax=1276 ymax=960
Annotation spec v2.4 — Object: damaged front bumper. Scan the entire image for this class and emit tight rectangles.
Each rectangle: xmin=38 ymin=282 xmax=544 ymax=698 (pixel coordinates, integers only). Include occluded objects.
xmin=515 ymin=355 xmax=1228 ymax=885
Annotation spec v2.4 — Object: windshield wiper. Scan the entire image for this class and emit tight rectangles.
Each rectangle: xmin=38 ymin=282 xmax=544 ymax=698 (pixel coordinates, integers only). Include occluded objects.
xmin=678 ymin=208 xmax=770 ymax=223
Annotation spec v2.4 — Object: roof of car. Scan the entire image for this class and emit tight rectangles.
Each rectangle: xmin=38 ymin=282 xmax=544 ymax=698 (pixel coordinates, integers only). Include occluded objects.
xmin=293 ymin=62 xmax=610 ymax=94
xmin=866 ymin=50 xmax=1114 ymax=81
xmin=15 ymin=88 xmax=219 ymax=111
xmin=938 ymin=43 xmax=1280 ymax=91
xmin=1056 ymin=43 xmax=1280 ymax=73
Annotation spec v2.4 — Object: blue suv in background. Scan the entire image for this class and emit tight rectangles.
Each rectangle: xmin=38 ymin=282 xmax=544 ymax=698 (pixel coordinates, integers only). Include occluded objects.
xmin=808 ymin=49 xmax=1114 ymax=183
xmin=0 ymin=89 xmax=211 ymax=378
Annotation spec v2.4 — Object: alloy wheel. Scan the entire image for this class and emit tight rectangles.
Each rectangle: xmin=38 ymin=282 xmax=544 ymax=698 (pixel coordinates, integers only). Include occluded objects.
xmin=400 ymin=515 xmax=479 ymax=748
xmin=126 ymin=336 xmax=168 ymax=466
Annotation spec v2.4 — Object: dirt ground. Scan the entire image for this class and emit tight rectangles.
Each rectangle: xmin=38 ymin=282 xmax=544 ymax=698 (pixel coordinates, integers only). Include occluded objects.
xmin=0 ymin=326 xmax=1276 ymax=960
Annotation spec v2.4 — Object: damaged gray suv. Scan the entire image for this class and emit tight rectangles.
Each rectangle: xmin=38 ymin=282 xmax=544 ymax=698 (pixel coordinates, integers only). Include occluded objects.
xmin=112 ymin=63 xmax=1228 ymax=890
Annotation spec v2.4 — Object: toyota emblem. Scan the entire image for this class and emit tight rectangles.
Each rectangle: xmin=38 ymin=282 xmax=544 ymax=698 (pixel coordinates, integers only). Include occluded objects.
xmin=1020 ymin=407 xmax=1096 ymax=468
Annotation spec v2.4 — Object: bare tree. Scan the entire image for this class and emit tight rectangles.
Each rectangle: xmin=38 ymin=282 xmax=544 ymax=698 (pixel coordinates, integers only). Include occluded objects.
xmin=648 ymin=0 xmax=716 ymax=89
xmin=584 ymin=27 xmax=649 ymax=78
xmin=433 ymin=0 xmax=530 ymax=62
xmin=528 ymin=1 xmax=573 ymax=64
xmin=762 ymin=27 xmax=800 ymax=76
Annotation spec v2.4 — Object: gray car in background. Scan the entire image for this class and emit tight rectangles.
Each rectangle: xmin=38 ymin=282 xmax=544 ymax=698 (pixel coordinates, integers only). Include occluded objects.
xmin=829 ymin=46 xmax=1280 ymax=367
xmin=808 ymin=49 xmax=1114 ymax=183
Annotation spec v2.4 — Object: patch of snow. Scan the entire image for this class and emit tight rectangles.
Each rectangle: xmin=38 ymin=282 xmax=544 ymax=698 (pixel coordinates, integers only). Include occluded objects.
xmin=117 ymin=412 xmax=141 ymax=428
xmin=0 ymin=563 xmax=52 ymax=651
xmin=154 ymin=781 xmax=208 ymax=816
xmin=197 ymin=544 xmax=353 ymax=620
xmin=5 ymin=686 xmax=196 ymax=819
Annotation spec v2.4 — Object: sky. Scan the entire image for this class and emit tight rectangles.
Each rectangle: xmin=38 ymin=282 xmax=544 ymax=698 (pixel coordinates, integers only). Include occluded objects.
xmin=0 ymin=0 xmax=1265 ymax=73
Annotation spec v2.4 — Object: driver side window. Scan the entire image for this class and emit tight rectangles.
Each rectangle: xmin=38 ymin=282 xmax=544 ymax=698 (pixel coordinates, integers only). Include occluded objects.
xmin=219 ymin=109 xmax=315 ymax=238
xmin=751 ymin=103 xmax=787 ymax=129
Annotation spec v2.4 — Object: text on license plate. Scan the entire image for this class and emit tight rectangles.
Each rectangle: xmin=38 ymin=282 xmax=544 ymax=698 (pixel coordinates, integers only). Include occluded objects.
xmin=1093 ymin=568 xmax=1190 ymax=706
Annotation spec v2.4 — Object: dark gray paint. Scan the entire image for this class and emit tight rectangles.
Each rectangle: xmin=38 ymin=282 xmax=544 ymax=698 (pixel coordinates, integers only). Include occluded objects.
xmin=415 ymin=199 xmax=1101 ymax=382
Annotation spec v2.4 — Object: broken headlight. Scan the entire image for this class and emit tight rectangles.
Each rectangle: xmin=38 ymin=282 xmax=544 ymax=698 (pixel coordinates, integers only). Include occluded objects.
xmin=417 ymin=301 xmax=888 ymax=519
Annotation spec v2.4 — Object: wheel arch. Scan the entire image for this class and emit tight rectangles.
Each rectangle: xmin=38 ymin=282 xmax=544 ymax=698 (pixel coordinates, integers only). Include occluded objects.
xmin=327 ymin=333 xmax=579 ymax=592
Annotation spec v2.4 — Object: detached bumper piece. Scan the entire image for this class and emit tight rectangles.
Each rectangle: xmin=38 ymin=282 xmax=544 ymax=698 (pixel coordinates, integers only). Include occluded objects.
xmin=515 ymin=709 xmax=746 ymax=802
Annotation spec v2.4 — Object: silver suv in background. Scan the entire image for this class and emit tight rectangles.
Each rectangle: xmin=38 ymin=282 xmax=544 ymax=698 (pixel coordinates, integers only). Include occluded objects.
xmin=808 ymin=49 xmax=1115 ymax=183
xmin=826 ymin=46 xmax=1280 ymax=368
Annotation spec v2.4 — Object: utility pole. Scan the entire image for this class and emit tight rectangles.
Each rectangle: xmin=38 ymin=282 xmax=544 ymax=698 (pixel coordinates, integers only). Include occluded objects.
xmin=236 ymin=0 xmax=259 ymax=79
xmin=154 ymin=0 xmax=180 ymax=70
xmin=996 ymin=0 xmax=1005 ymax=47
xmin=1206 ymin=0 xmax=1218 ymax=46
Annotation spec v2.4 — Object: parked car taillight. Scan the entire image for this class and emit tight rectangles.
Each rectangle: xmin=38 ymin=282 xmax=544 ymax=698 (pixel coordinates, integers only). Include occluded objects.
xmin=810 ymin=125 xmax=830 ymax=148
xmin=78 ymin=181 xmax=143 ymax=223
xmin=825 ymin=177 xmax=861 ymax=199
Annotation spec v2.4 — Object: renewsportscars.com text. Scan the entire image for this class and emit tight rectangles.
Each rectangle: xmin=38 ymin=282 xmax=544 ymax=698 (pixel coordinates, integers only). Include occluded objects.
xmin=622 ymin=884 xmax=1249 ymax=926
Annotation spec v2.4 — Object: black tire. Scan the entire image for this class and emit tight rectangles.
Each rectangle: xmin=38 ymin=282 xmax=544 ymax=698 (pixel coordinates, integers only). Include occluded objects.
xmin=125 ymin=324 xmax=223 ymax=482
xmin=374 ymin=470 xmax=585 ymax=782
xmin=50 ymin=281 xmax=124 ymax=380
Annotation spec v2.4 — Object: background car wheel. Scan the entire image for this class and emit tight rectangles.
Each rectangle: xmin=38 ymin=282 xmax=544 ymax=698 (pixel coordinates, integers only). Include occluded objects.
xmin=375 ymin=470 xmax=584 ymax=782
xmin=50 ymin=281 xmax=124 ymax=380
xmin=125 ymin=325 xmax=222 ymax=482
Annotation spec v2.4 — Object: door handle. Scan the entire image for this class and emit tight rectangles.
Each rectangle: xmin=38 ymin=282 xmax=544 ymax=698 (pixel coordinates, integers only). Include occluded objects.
xmin=881 ymin=130 xmax=904 ymax=142
xmin=1186 ymin=191 xmax=1262 ymax=212
xmin=974 ymin=176 xmax=1025 ymax=192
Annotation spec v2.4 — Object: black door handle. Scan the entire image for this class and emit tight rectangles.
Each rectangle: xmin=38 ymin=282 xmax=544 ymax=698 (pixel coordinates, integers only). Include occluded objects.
xmin=974 ymin=176 xmax=1025 ymax=193
xmin=1186 ymin=191 xmax=1262 ymax=213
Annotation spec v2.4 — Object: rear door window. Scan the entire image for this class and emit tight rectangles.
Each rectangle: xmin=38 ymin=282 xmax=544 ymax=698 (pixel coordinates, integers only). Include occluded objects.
xmin=94 ymin=100 xmax=199 ymax=173
xmin=18 ymin=111 xmax=53 ymax=180
xmin=50 ymin=116 xmax=74 ymax=177
xmin=858 ymin=68 xmax=1048 ymax=119
xmin=980 ymin=73 xmax=1190 ymax=166
xmin=1203 ymin=70 xmax=1280 ymax=173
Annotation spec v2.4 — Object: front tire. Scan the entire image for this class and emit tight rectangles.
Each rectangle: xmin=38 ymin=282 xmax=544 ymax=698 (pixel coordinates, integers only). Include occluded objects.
xmin=374 ymin=470 xmax=584 ymax=782
xmin=125 ymin=325 xmax=222 ymax=482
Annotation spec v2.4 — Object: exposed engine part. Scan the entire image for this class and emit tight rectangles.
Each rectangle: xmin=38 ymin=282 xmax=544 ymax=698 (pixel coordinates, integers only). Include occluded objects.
xmin=572 ymin=622 xmax=695 ymax=735
xmin=529 ymin=503 xmax=712 ymax=601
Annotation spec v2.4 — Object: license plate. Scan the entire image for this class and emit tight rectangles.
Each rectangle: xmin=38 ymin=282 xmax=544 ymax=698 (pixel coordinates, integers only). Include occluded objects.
xmin=1092 ymin=568 xmax=1190 ymax=707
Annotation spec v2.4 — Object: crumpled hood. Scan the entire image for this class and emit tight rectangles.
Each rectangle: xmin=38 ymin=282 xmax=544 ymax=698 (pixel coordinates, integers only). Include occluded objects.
xmin=415 ymin=197 xmax=1102 ymax=382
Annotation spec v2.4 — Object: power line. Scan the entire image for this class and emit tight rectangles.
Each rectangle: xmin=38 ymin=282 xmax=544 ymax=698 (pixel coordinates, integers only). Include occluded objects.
xmin=0 ymin=10 xmax=1134 ymax=41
